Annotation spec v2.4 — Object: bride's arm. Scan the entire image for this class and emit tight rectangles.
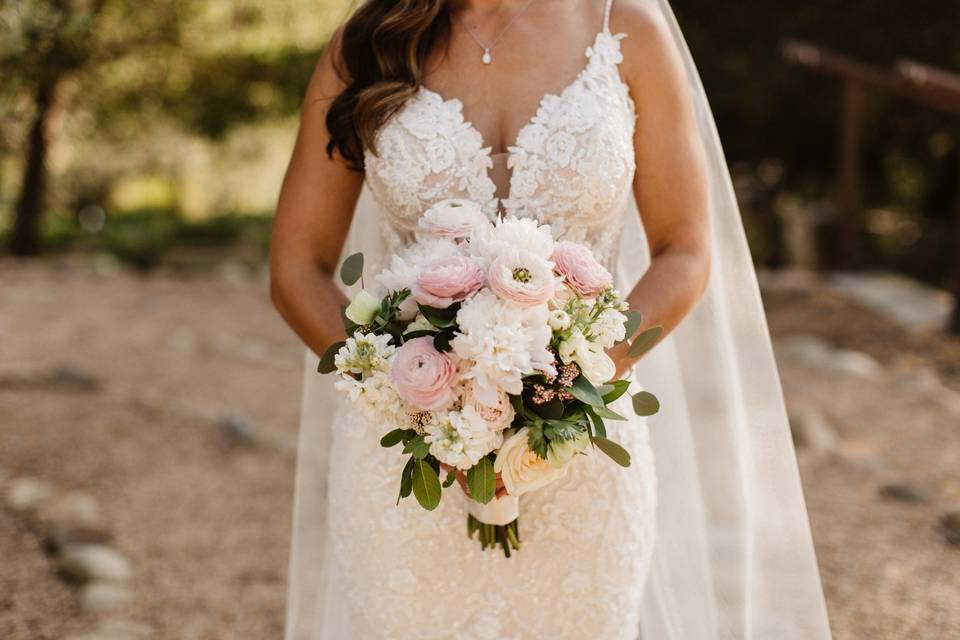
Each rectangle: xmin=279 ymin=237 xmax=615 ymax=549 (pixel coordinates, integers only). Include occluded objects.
xmin=609 ymin=4 xmax=711 ymax=374
xmin=270 ymin=31 xmax=363 ymax=356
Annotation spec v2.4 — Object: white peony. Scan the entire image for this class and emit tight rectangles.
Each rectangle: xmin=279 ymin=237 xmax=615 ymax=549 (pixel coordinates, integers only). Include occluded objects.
xmin=376 ymin=238 xmax=462 ymax=319
xmin=452 ymin=290 xmax=556 ymax=406
xmin=467 ymin=216 xmax=555 ymax=262
xmin=424 ymin=407 xmax=503 ymax=470
xmin=558 ymin=329 xmax=616 ymax=385
xmin=494 ymin=428 xmax=568 ymax=496
xmin=417 ymin=198 xmax=492 ymax=241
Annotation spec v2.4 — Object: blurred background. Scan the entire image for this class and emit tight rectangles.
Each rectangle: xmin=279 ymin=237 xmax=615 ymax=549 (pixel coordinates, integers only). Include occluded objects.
xmin=1 ymin=0 xmax=958 ymax=638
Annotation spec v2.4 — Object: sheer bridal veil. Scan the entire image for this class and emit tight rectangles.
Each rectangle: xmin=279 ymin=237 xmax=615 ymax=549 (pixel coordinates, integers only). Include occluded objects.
xmin=285 ymin=1 xmax=832 ymax=638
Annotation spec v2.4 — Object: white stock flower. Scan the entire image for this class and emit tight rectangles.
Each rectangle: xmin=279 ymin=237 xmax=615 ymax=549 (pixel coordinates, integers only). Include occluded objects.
xmin=452 ymin=290 xmax=555 ymax=405
xmin=424 ymin=407 xmax=503 ymax=470
xmin=335 ymin=369 xmax=405 ymax=427
xmin=468 ymin=216 xmax=555 ymax=262
xmin=590 ymin=308 xmax=627 ymax=349
xmin=558 ymin=329 xmax=616 ymax=385
xmin=494 ymin=428 xmax=568 ymax=496
xmin=376 ymin=239 xmax=461 ymax=319
xmin=334 ymin=332 xmax=396 ymax=376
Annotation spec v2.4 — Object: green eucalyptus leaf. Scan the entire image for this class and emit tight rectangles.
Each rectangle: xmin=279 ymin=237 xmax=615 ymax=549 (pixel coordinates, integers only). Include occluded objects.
xmin=592 ymin=436 xmax=632 ymax=467
xmin=627 ymin=325 xmax=663 ymax=359
xmin=317 ymin=341 xmax=345 ymax=374
xmin=568 ymin=375 xmax=606 ymax=408
xmin=411 ymin=459 xmax=442 ymax=510
xmin=592 ymin=406 xmax=628 ymax=421
xmin=443 ymin=469 xmax=458 ymax=488
xmin=339 ymin=252 xmax=364 ymax=286
xmin=417 ymin=303 xmax=458 ymax=329
xmin=466 ymin=457 xmax=496 ymax=505
xmin=380 ymin=428 xmax=414 ymax=448
xmin=530 ymin=398 xmax=565 ymax=420
xmin=404 ymin=435 xmax=430 ymax=459
xmin=617 ymin=310 xmax=644 ymax=345
xmin=601 ymin=379 xmax=631 ymax=403
xmin=632 ymin=391 xmax=661 ymax=416
xmin=584 ymin=406 xmax=607 ymax=438
xmin=397 ymin=456 xmax=415 ymax=504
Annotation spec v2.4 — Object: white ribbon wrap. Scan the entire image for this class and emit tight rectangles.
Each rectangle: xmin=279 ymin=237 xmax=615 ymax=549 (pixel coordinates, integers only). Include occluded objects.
xmin=467 ymin=494 xmax=519 ymax=526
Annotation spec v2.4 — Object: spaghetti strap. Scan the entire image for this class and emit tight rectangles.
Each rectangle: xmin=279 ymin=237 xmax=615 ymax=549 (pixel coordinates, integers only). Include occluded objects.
xmin=602 ymin=0 xmax=614 ymax=33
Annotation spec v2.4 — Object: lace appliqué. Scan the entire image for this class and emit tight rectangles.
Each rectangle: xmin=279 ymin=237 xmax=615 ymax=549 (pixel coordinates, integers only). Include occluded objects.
xmin=363 ymin=31 xmax=636 ymax=270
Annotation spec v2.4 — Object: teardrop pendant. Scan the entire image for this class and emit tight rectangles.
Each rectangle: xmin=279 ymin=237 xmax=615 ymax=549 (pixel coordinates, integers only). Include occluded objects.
xmin=481 ymin=49 xmax=492 ymax=65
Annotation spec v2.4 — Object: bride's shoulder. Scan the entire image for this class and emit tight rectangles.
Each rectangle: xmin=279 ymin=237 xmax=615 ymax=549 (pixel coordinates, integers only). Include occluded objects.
xmin=608 ymin=1 xmax=686 ymax=94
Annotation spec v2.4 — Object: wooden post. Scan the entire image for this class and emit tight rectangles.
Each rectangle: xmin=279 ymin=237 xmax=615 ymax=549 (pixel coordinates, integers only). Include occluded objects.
xmin=950 ymin=155 xmax=960 ymax=334
xmin=834 ymin=81 xmax=866 ymax=269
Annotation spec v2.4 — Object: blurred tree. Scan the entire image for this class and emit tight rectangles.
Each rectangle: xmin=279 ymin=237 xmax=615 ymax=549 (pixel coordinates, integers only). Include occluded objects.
xmin=0 ymin=0 xmax=185 ymax=255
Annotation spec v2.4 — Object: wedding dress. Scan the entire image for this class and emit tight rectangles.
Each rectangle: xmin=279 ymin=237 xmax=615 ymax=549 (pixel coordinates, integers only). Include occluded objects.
xmin=285 ymin=1 xmax=833 ymax=639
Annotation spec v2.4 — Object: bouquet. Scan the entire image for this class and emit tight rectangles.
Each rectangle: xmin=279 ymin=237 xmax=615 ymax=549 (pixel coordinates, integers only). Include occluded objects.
xmin=319 ymin=199 xmax=661 ymax=556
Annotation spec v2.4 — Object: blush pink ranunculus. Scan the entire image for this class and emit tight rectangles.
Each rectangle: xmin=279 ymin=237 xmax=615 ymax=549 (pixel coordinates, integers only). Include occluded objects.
xmin=390 ymin=337 xmax=458 ymax=410
xmin=552 ymin=241 xmax=613 ymax=297
xmin=412 ymin=255 xmax=486 ymax=309
xmin=487 ymin=249 xmax=555 ymax=308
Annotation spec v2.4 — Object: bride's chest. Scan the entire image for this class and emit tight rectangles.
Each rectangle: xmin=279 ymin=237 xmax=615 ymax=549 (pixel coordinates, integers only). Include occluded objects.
xmin=362 ymin=33 xmax=637 ymax=250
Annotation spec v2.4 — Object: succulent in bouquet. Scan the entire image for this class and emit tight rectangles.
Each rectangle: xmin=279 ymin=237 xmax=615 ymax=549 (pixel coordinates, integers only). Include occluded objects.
xmin=318 ymin=199 xmax=662 ymax=556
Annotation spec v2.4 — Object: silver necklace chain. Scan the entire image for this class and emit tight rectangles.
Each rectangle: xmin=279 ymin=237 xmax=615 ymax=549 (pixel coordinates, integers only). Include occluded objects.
xmin=455 ymin=0 xmax=539 ymax=65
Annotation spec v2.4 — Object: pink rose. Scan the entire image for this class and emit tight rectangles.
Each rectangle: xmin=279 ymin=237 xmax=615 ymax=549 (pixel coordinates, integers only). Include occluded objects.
xmin=552 ymin=241 xmax=613 ymax=297
xmin=461 ymin=380 xmax=515 ymax=430
xmin=390 ymin=337 xmax=458 ymax=411
xmin=487 ymin=249 xmax=555 ymax=308
xmin=412 ymin=255 xmax=486 ymax=309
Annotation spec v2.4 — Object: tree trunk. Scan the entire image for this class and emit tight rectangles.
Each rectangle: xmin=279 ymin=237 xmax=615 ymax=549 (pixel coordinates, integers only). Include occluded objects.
xmin=9 ymin=80 xmax=56 ymax=257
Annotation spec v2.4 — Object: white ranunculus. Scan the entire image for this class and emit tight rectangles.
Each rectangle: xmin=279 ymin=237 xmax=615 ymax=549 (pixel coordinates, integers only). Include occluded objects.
xmin=344 ymin=290 xmax=381 ymax=325
xmin=546 ymin=430 xmax=590 ymax=469
xmin=494 ymin=428 xmax=568 ymax=496
xmin=418 ymin=198 xmax=492 ymax=241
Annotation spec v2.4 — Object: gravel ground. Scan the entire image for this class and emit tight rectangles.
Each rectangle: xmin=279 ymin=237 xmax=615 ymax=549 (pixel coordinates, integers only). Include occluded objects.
xmin=1 ymin=257 xmax=958 ymax=639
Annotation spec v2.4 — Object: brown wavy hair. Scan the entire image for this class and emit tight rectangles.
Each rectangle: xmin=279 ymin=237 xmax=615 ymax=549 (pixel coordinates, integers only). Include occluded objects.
xmin=325 ymin=0 xmax=452 ymax=171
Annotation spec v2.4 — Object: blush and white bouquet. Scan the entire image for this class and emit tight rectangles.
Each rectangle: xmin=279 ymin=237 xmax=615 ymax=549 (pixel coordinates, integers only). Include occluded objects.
xmin=319 ymin=199 xmax=662 ymax=556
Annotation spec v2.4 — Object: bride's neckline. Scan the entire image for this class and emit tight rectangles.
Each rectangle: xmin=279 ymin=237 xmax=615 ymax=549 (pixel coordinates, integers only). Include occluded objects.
xmin=416 ymin=28 xmax=625 ymax=159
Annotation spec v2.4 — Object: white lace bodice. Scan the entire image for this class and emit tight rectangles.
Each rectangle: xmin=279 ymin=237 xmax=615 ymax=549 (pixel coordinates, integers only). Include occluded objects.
xmin=363 ymin=27 xmax=636 ymax=268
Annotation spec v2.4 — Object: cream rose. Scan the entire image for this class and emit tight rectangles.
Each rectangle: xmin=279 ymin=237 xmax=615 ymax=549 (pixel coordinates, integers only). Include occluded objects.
xmin=546 ymin=430 xmax=590 ymax=469
xmin=344 ymin=290 xmax=380 ymax=325
xmin=494 ymin=428 xmax=568 ymax=496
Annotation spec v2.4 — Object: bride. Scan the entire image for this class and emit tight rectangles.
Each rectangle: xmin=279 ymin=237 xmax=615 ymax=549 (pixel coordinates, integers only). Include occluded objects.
xmin=270 ymin=0 xmax=832 ymax=638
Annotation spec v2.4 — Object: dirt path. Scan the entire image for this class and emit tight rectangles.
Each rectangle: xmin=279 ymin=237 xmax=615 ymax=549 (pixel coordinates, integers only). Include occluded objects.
xmin=1 ymin=258 xmax=957 ymax=639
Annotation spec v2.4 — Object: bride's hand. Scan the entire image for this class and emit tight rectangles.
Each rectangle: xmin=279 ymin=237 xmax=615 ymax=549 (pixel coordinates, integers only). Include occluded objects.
xmin=607 ymin=341 xmax=636 ymax=379
xmin=439 ymin=463 xmax=508 ymax=499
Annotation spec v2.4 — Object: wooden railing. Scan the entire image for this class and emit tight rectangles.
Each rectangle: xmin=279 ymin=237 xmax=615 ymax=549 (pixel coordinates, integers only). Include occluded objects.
xmin=783 ymin=40 xmax=960 ymax=334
